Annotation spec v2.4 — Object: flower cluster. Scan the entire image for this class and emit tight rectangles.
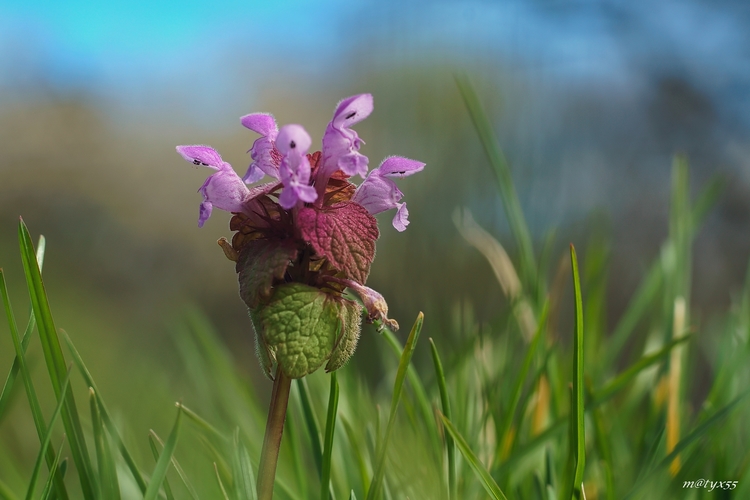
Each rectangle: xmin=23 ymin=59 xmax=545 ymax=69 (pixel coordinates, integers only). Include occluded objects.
xmin=177 ymin=94 xmax=424 ymax=379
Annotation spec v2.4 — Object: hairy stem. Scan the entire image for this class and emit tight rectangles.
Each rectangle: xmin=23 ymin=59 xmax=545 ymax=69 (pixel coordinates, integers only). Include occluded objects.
xmin=257 ymin=366 xmax=292 ymax=500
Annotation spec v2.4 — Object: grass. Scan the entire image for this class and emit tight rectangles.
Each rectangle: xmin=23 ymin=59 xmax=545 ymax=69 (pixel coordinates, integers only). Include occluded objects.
xmin=1 ymin=80 xmax=749 ymax=499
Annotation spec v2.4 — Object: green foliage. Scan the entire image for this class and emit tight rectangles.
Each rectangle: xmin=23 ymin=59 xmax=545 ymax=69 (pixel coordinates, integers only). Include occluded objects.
xmin=1 ymin=82 xmax=749 ymax=500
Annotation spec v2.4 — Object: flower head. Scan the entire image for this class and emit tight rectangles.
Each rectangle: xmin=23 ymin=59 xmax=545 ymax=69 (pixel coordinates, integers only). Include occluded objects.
xmin=177 ymin=94 xmax=423 ymax=379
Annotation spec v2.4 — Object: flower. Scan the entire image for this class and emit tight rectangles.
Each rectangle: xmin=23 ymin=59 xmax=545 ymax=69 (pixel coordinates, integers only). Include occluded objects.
xmin=177 ymin=94 xmax=424 ymax=378
xmin=176 ymin=145 xmax=251 ymax=227
xmin=352 ymin=156 xmax=425 ymax=231
xmin=241 ymin=113 xmax=280 ymax=183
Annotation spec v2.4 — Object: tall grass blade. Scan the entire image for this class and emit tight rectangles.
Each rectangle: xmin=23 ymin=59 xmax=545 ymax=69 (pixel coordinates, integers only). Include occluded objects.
xmin=39 ymin=438 xmax=66 ymax=500
xmin=150 ymin=420 xmax=200 ymax=500
xmin=1 ymin=268 xmax=68 ymax=500
xmin=429 ymin=338 xmax=456 ymax=500
xmin=24 ymin=368 xmax=71 ymax=500
xmin=144 ymin=405 xmax=182 ymax=500
xmin=147 ymin=434 xmax=175 ymax=500
xmin=232 ymin=428 xmax=258 ymax=500
xmin=89 ymin=388 xmax=121 ymax=500
xmin=0 ymin=236 xmax=45 ymax=423
xmin=214 ymin=463 xmax=230 ymax=500
xmin=455 ymin=73 xmax=537 ymax=291
xmin=296 ymin=377 xmax=324 ymax=476
xmin=567 ymin=244 xmax=586 ymax=500
xmin=366 ymin=312 xmax=424 ymax=500
xmin=60 ymin=330 xmax=148 ymax=493
xmin=321 ymin=372 xmax=340 ymax=500
xmin=440 ymin=414 xmax=508 ymax=500
xmin=18 ymin=219 xmax=95 ymax=499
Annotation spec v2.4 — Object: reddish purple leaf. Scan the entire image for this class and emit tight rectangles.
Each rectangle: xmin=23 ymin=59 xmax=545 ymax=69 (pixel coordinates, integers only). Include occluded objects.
xmin=297 ymin=201 xmax=379 ymax=283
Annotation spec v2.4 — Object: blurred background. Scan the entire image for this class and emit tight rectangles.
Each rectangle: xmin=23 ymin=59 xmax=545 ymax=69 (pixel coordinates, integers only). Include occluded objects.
xmin=2 ymin=0 xmax=750 ymax=473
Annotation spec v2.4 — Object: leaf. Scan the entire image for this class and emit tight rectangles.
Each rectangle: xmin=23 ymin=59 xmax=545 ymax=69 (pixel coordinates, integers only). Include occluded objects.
xmin=568 ymin=244 xmax=586 ymax=500
xmin=254 ymin=283 xmax=342 ymax=378
xmin=232 ymin=429 xmax=257 ymax=500
xmin=237 ymin=238 xmax=299 ymax=309
xmin=326 ymin=299 xmax=363 ymax=372
xmin=440 ymin=414 xmax=508 ymax=500
xmin=298 ymin=201 xmax=379 ymax=283
xmin=144 ymin=406 xmax=182 ymax=500
xmin=321 ymin=372 xmax=340 ymax=500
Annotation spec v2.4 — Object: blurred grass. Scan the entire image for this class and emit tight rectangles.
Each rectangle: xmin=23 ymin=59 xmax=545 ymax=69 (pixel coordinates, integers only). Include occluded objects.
xmin=0 ymin=78 xmax=749 ymax=500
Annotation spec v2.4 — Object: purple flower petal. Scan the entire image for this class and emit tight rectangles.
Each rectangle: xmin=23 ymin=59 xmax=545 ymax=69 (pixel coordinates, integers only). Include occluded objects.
xmin=176 ymin=145 xmax=225 ymax=169
xmin=276 ymin=124 xmax=317 ymax=209
xmin=377 ymin=156 xmax=425 ymax=178
xmin=351 ymin=172 xmax=400 ymax=214
xmin=241 ymin=113 xmax=280 ymax=184
xmin=392 ymin=203 xmax=409 ymax=232
xmin=319 ymin=94 xmax=373 ymax=182
xmin=331 ymin=94 xmax=373 ymax=129
xmin=324 ymin=276 xmax=398 ymax=331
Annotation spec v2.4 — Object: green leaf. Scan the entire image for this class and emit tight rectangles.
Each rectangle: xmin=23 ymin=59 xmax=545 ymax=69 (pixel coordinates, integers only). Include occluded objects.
xmin=429 ymin=338 xmax=456 ymax=500
xmin=214 ymin=463 xmax=230 ymax=500
xmin=39 ymin=438 xmax=67 ymax=500
xmin=440 ymin=414 xmax=508 ymax=500
xmin=236 ymin=238 xmax=298 ymax=310
xmin=18 ymin=219 xmax=95 ymax=500
xmin=298 ymin=201 xmax=379 ymax=283
xmin=295 ymin=378 xmax=324 ymax=477
xmin=568 ymin=244 xmax=586 ymax=500
xmin=253 ymin=283 xmax=342 ymax=378
xmin=89 ymin=388 xmax=121 ymax=500
xmin=147 ymin=435 xmax=175 ymax=500
xmin=321 ymin=372 xmax=340 ymax=500
xmin=366 ymin=312 xmax=424 ymax=500
xmin=232 ymin=428 xmax=257 ymax=500
xmin=150 ymin=421 xmax=199 ymax=500
xmin=144 ymin=406 xmax=182 ymax=500
xmin=326 ymin=300 xmax=363 ymax=372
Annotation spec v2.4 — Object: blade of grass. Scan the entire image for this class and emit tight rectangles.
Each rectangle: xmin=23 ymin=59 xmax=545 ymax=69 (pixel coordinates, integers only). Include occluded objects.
xmin=429 ymin=338 xmax=456 ymax=500
xmin=144 ymin=405 xmax=182 ymax=500
xmin=455 ymin=74 xmax=537 ymax=291
xmin=0 ymin=478 xmax=19 ymax=500
xmin=585 ymin=379 xmax=614 ymax=500
xmin=90 ymin=388 xmax=121 ymax=500
xmin=440 ymin=414 xmax=508 ymax=500
xmin=148 ymin=434 xmax=175 ymax=500
xmin=60 ymin=330 xmax=148 ymax=494
xmin=39 ymin=437 xmax=67 ymax=500
xmin=1 ymin=268 xmax=68 ymax=500
xmin=179 ymin=403 xmax=228 ymax=444
xmin=24 ymin=368 xmax=72 ymax=500
xmin=0 ymin=236 xmax=45 ymax=423
xmin=284 ymin=394 xmax=309 ymax=499
xmin=151 ymin=415 xmax=200 ymax=500
xmin=567 ymin=244 xmax=585 ymax=500
xmin=18 ymin=219 xmax=95 ymax=499
xmin=321 ymin=372 xmax=340 ymax=500
xmin=366 ymin=312 xmax=424 ymax=500
xmin=232 ymin=428 xmax=258 ymax=500
xmin=296 ymin=377 xmax=324 ymax=476
xmin=341 ymin=416 xmax=370 ymax=495
xmin=214 ymin=463 xmax=230 ymax=500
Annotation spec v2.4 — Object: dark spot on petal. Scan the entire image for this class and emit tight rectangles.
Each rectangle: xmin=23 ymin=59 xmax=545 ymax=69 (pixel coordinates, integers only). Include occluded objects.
xmin=345 ymin=111 xmax=356 ymax=119
xmin=290 ymin=140 xmax=296 ymax=149
xmin=201 ymin=162 xmax=209 ymax=166
xmin=192 ymin=159 xmax=201 ymax=165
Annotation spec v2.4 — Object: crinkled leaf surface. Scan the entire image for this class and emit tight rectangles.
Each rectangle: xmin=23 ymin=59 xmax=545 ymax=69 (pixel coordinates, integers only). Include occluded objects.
xmin=237 ymin=238 xmax=298 ymax=309
xmin=298 ymin=202 xmax=379 ymax=283
xmin=255 ymin=283 xmax=342 ymax=378
xmin=326 ymin=299 xmax=363 ymax=372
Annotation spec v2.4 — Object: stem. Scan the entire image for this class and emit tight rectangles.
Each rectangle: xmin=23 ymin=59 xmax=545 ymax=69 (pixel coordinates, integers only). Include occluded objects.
xmin=257 ymin=366 xmax=292 ymax=500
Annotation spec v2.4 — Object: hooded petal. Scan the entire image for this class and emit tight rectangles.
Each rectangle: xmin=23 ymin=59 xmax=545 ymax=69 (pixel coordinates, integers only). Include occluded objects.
xmin=320 ymin=94 xmax=373 ymax=181
xmin=276 ymin=124 xmax=318 ymax=209
xmin=392 ymin=203 xmax=409 ymax=232
xmin=242 ymin=113 xmax=281 ymax=183
xmin=176 ymin=145 xmax=225 ymax=169
xmin=331 ymin=94 xmax=373 ymax=129
xmin=352 ymin=172 xmax=400 ymax=214
xmin=377 ymin=156 xmax=425 ymax=178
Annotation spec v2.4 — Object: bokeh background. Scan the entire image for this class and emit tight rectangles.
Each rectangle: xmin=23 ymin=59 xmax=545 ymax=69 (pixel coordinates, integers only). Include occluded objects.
xmin=2 ymin=0 xmax=750 ymax=477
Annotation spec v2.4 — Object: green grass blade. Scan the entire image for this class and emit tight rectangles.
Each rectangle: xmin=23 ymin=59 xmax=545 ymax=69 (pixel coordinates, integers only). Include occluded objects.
xmin=341 ymin=416 xmax=370 ymax=495
xmin=144 ymin=405 xmax=182 ymax=500
xmin=585 ymin=380 xmax=614 ymax=500
xmin=284 ymin=396 xmax=309 ymax=499
xmin=214 ymin=463 xmax=230 ymax=500
xmin=90 ymin=388 xmax=121 ymax=500
xmin=296 ymin=377 xmax=324 ymax=476
xmin=0 ymin=236 xmax=45 ymax=423
xmin=40 ymin=438 xmax=67 ymax=500
xmin=179 ymin=404 xmax=228 ymax=443
xmin=429 ymin=338 xmax=456 ymax=500
xmin=440 ymin=414 xmax=508 ymax=500
xmin=232 ymin=428 xmax=258 ymax=500
xmin=366 ymin=312 xmax=424 ymax=500
xmin=321 ymin=372 xmax=340 ymax=500
xmin=568 ymin=244 xmax=585 ymax=500
xmin=624 ymin=393 xmax=748 ymax=499
xmin=1 ymin=268 xmax=68 ymax=500
xmin=0 ymin=478 xmax=19 ymax=500
xmin=24 ymin=368 xmax=71 ymax=500
xmin=60 ymin=330 xmax=148 ymax=494
xmin=150 ymin=419 xmax=200 ymax=500
xmin=455 ymin=73 xmax=537 ymax=290
xmin=18 ymin=219 xmax=95 ymax=499
xmin=148 ymin=434 xmax=175 ymax=500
